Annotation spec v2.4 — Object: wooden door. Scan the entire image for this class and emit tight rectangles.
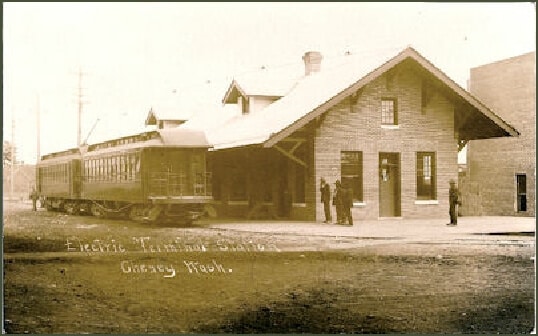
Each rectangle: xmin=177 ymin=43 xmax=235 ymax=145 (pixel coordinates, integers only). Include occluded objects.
xmin=379 ymin=153 xmax=401 ymax=217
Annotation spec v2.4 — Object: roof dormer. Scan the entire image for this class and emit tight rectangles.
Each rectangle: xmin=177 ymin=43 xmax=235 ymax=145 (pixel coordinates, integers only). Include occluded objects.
xmin=145 ymin=107 xmax=186 ymax=129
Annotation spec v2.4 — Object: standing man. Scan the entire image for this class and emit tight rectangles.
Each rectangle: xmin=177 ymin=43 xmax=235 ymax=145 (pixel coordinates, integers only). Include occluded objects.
xmin=320 ymin=178 xmax=331 ymax=223
xmin=30 ymin=187 xmax=38 ymax=211
xmin=447 ymin=179 xmax=461 ymax=226
xmin=334 ymin=180 xmax=344 ymax=224
xmin=342 ymin=182 xmax=354 ymax=225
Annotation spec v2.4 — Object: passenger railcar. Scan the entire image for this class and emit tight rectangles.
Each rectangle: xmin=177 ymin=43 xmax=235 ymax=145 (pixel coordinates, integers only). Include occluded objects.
xmin=36 ymin=128 xmax=213 ymax=224
xmin=37 ymin=148 xmax=82 ymax=212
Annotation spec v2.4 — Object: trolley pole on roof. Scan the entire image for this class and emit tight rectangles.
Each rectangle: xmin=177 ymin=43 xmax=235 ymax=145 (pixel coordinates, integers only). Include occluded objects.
xmin=76 ymin=67 xmax=90 ymax=147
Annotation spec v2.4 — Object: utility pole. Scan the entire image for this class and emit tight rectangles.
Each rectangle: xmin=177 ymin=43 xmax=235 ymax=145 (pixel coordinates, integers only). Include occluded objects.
xmin=36 ymin=93 xmax=40 ymax=162
xmin=11 ymin=116 xmax=15 ymax=199
xmin=77 ymin=68 xmax=84 ymax=147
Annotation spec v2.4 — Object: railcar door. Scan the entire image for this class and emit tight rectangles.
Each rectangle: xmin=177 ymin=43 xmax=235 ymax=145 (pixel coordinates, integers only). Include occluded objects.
xmin=71 ymin=160 xmax=82 ymax=199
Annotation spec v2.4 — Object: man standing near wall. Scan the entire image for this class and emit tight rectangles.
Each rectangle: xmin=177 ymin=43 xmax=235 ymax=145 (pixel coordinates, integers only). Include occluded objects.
xmin=342 ymin=182 xmax=354 ymax=226
xmin=29 ymin=187 xmax=38 ymax=211
xmin=320 ymin=178 xmax=331 ymax=223
xmin=447 ymin=180 xmax=461 ymax=226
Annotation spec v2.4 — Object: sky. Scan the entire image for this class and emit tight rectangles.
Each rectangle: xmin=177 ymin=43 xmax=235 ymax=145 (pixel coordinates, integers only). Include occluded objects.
xmin=3 ymin=2 xmax=536 ymax=164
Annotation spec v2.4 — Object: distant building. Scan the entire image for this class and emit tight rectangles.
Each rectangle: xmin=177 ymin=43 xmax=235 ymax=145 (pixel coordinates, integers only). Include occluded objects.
xmin=201 ymin=47 xmax=517 ymax=221
xmin=462 ymin=52 xmax=536 ymax=216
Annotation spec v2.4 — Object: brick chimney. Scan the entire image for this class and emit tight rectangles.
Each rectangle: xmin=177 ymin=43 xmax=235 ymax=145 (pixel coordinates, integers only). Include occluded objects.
xmin=302 ymin=51 xmax=323 ymax=76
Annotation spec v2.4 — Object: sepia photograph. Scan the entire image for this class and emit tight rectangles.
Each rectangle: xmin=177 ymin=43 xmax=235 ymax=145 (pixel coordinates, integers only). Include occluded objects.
xmin=2 ymin=2 xmax=536 ymax=334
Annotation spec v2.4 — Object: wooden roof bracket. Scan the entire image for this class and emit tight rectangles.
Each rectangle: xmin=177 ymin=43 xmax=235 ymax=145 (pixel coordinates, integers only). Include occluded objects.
xmin=273 ymin=139 xmax=307 ymax=167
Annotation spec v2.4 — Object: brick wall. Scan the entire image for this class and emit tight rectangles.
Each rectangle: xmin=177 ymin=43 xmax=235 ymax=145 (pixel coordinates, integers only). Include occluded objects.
xmin=465 ymin=52 xmax=536 ymax=217
xmin=313 ymin=64 xmax=459 ymax=221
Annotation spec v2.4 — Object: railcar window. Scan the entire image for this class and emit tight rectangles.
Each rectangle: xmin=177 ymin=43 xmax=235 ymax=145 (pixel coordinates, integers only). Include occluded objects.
xmin=111 ymin=157 xmax=115 ymax=181
xmin=105 ymin=157 xmax=109 ymax=181
xmin=134 ymin=154 xmax=141 ymax=180
xmin=99 ymin=159 xmax=105 ymax=181
xmin=105 ymin=158 xmax=109 ymax=181
xmin=116 ymin=156 xmax=120 ymax=182
xmin=117 ymin=156 xmax=121 ymax=181
xmin=119 ymin=156 xmax=123 ymax=181
xmin=123 ymin=155 xmax=128 ymax=182
xmin=126 ymin=154 xmax=134 ymax=181
xmin=110 ymin=157 xmax=114 ymax=181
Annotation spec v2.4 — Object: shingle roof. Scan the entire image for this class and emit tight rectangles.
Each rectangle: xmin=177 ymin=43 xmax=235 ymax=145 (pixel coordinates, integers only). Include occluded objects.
xmin=207 ymin=46 xmax=519 ymax=150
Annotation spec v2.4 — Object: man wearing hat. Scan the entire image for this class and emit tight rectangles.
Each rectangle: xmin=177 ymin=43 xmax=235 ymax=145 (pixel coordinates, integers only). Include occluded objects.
xmin=447 ymin=179 xmax=461 ymax=226
xmin=333 ymin=180 xmax=344 ymax=224
xmin=320 ymin=177 xmax=332 ymax=223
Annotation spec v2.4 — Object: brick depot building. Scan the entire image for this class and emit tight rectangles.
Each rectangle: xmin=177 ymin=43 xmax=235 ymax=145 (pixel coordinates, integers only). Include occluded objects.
xmin=188 ymin=47 xmax=518 ymax=221
xmin=462 ymin=52 xmax=535 ymax=217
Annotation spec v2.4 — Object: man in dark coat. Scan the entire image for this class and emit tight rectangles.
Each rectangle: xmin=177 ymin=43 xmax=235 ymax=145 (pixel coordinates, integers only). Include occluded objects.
xmin=333 ymin=180 xmax=344 ymax=224
xmin=320 ymin=178 xmax=331 ymax=223
xmin=447 ymin=179 xmax=461 ymax=226
xmin=342 ymin=182 xmax=354 ymax=225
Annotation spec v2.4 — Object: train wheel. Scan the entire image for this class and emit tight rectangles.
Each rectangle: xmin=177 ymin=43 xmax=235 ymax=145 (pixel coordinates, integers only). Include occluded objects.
xmin=129 ymin=205 xmax=146 ymax=222
xmin=65 ymin=202 xmax=80 ymax=216
xmin=79 ymin=202 xmax=91 ymax=216
xmin=91 ymin=203 xmax=106 ymax=218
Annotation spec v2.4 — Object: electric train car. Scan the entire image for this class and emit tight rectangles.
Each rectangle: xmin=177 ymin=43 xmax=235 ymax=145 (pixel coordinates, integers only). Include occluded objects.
xmin=36 ymin=148 xmax=82 ymax=212
xmin=36 ymin=128 xmax=213 ymax=224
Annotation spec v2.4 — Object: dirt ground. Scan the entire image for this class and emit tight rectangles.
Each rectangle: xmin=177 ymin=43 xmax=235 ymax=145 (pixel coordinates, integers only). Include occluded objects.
xmin=3 ymin=201 xmax=536 ymax=334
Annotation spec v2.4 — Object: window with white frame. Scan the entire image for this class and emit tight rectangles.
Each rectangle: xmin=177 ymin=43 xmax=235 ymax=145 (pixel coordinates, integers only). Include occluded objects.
xmin=381 ymin=98 xmax=398 ymax=125
xmin=416 ymin=152 xmax=436 ymax=200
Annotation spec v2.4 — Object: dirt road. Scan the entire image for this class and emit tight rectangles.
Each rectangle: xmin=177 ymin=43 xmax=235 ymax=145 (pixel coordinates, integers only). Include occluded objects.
xmin=3 ymin=202 xmax=535 ymax=333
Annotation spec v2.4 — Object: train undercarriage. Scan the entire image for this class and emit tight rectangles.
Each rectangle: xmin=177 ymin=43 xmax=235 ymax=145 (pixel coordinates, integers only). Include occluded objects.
xmin=42 ymin=197 xmax=208 ymax=225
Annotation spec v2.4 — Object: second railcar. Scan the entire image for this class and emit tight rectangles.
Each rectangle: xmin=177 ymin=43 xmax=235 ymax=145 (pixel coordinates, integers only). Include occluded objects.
xmin=84 ymin=128 xmax=213 ymax=223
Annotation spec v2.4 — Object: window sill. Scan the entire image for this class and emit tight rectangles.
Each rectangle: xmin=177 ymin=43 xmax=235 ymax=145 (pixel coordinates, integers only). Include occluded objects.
xmin=381 ymin=124 xmax=400 ymax=129
xmin=352 ymin=202 xmax=366 ymax=207
xmin=414 ymin=200 xmax=439 ymax=205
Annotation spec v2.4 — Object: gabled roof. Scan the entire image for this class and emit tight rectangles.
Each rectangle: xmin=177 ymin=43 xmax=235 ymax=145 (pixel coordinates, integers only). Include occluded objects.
xmin=208 ymin=46 xmax=519 ymax=150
